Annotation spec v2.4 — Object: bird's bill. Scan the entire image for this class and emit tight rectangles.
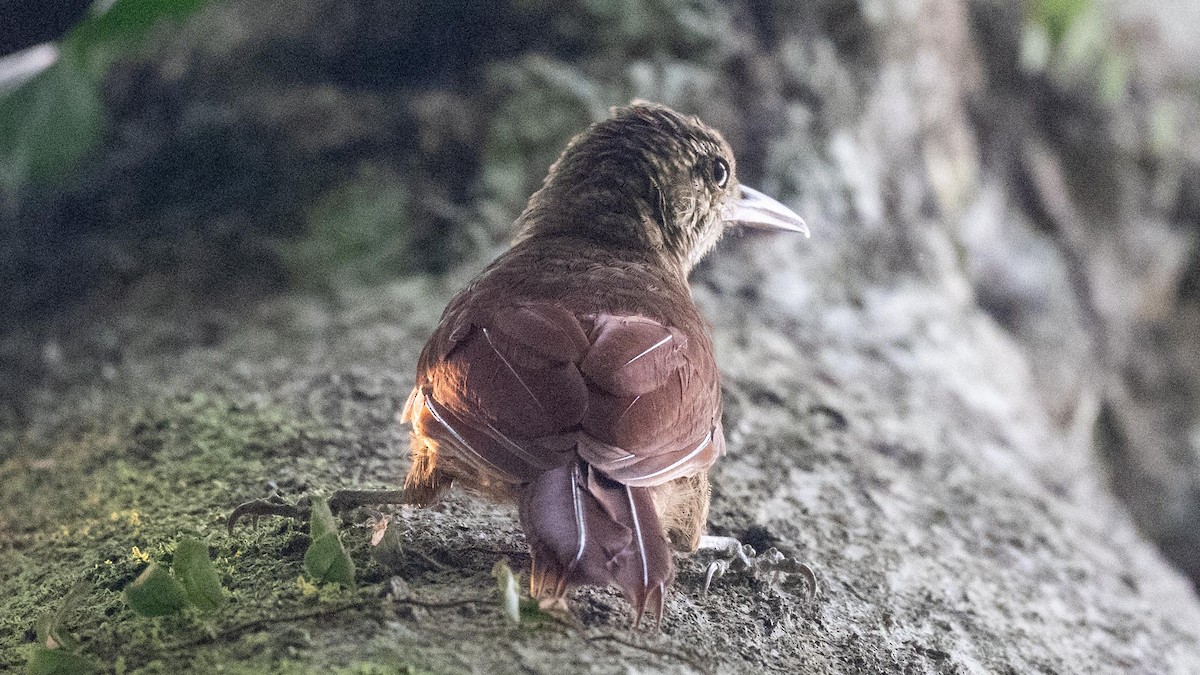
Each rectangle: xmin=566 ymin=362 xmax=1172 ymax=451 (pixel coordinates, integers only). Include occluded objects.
xmin=723 ymin=185 xmax=809 ymax=237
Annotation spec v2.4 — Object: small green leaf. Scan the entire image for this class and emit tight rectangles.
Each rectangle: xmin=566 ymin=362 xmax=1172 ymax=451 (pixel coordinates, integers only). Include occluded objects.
xmin=124 ymin=563 xmax=190 ymax=616
xmin=304 ymin=499 xmax=354 ymax=585
xmin=34 ymin=614 xmax=78 ymax=652
xmin=26 ymin=647 xmax=98 ymax=675
xmin=32 ymin=579 xmax=89 ymax=652
xmin=492 ymin=559 xmax=520 ymax=623
xmin=309 ymin=497 xmax=338 ymax=541
xmin=172 ymin=538 xmax=225 ymax=611
xmin=304 ymin=534 xmax=356 ymax=586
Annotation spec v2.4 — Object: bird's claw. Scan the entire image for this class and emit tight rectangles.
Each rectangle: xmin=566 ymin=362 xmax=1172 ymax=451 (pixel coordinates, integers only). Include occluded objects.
xmin=227 ymin=488 xmax=411 ymax=535
xmin=226 ymin=495 xmax=313 ymax=535
xmin=701 ymin=542 xmax=818 ymax=600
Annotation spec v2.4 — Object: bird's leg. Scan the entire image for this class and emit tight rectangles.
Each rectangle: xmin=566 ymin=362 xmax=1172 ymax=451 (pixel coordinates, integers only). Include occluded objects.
xmin=327 ymin=488 xmax=410 ymax=512
xmin=697 ymin=535 xmax=818 ymax=600
xmin=227 ymin=488 xmax=412 ymax=534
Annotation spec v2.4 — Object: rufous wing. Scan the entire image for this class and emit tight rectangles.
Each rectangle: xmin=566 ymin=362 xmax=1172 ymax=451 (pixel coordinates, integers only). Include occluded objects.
xmin=577 ymin=314 xmax=722 ymax=487
xmin=408 ymin=303 xmax=590 ymax=484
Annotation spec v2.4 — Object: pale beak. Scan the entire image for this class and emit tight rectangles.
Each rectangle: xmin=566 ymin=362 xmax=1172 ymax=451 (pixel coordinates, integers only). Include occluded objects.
xmin=723 ymin=185 xmax=809 ymax=237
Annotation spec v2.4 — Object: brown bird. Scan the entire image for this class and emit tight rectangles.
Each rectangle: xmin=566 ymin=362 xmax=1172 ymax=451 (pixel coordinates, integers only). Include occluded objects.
xmin=231 ymin=102 xmax=807 ymax=623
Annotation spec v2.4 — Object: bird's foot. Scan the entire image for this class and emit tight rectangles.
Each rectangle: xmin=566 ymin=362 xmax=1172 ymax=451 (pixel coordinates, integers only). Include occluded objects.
xmin=226 ymin=495 xmax=313 ymax=534
xmin=697 ymin=535 xmax=818 ymax=600
xmin=227 ymin=488 xmax=410 ymax=535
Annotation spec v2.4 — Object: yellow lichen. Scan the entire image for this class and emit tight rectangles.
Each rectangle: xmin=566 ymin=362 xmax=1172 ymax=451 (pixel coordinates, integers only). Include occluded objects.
xmin=108 ymin=509 xmax=142 ymax=528
xmin=296 ymin=575 xmax=320 ymax=597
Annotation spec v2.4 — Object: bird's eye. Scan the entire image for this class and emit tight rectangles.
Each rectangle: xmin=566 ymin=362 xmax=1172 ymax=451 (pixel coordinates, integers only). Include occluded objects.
xmin=711 ymin=158 xmax=729 ymax=188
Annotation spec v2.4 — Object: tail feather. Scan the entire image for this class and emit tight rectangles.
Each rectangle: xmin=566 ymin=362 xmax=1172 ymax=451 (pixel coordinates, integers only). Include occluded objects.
xmin=519 ymin=462 xmax=674 ymax=621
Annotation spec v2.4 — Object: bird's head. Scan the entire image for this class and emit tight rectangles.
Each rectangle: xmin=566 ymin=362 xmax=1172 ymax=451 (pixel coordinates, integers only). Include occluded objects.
xmin=516 ymin=102 xmax=807 ymax=274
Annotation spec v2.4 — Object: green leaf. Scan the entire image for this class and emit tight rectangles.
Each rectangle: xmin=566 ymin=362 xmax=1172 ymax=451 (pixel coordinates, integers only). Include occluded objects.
xmin=492 ymin=559 xmax=520 ymax=623
xmin=304 ymin=499 xmax=354 ymax=585
xmin=64 ymin=0 xmax=211 ymax=73
xmin=0 ymin=56 xmax=102 ymax=190
xmin=33 ymin=579 xmax=87 ymax=651
xmin=0 ymin=0 xmax=212 ymax=193
xmin=172 ymin=538 xmax=225 ymax=611
xmin=304 ymin=534 xmax=356 ymax=586
xmin=25 ymin=647 xmax=98 ymax=675
xmin=309 ymin=497 xmax=338 ymax=541
xmin=124 ymin=563 xmax=190 ymax=617
xmin=33 ymin=613 xmax=79 ymax=652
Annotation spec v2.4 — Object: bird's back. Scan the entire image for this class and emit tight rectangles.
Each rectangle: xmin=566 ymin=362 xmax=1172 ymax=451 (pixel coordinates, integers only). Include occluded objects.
xmin=401 ymin=234 xmax=724 ymax=616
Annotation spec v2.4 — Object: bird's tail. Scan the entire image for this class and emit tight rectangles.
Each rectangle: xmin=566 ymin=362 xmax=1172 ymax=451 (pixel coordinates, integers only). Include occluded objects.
xmin=519 ymin=461 xmax=674 ymax=624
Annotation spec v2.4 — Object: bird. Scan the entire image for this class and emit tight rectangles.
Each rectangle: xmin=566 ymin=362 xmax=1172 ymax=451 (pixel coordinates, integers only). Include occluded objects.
xmin=231 ymin=102 xmax=808 ymax=624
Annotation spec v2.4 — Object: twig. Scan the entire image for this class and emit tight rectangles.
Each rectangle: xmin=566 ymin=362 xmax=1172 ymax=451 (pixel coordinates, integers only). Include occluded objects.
xmin=167 ymin=601 xmax=369 ymax=650
xmin=166 ymin=595 xmax=487 ymax=651
xmin=587 ymin=632 xmax=715 ymax=675
xmin=393 ymin=595 xmax=490 ymax=610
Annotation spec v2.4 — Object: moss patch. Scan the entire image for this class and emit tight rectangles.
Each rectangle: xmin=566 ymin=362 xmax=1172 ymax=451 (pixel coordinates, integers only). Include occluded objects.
xmin=0 ymin=393 xmax=409 ymax=672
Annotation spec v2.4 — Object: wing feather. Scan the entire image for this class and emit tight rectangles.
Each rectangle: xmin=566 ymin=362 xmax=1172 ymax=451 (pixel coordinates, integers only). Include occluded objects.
xmin=413 ymin=304 xmax=590 ymax=485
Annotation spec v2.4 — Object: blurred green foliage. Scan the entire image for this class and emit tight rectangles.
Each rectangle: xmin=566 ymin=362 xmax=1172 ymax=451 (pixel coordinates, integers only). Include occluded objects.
xmin=26 ymin=582 xmax=100 ymax=674
xmin=280 ymin=166 xmax=412 ymax=287
xmin=0 ymin=0 xmax=209 ymax=199
xmin=1027 ymin=0 xmax=1093 ymax=46
xmin=0 ymin=0 xmax=734 ymax=317
xmin=483 ymin=58 xmax=603 ymax=214
xmin=1021 ymin=0 xmax=1130 ymax=105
